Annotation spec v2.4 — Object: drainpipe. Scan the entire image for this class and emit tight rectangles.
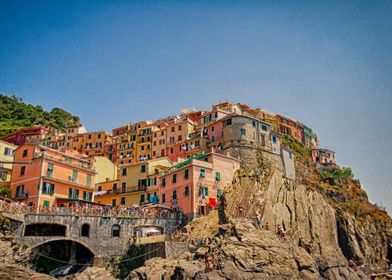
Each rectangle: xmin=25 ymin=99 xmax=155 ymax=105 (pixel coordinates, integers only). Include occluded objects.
xmin=36 ymin=150 xmax=46 ymax=214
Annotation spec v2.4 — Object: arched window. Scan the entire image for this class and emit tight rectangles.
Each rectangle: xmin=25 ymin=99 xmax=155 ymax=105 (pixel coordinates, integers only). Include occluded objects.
xmin=81 ymin=223 xmax=90 ymax=237
xmin=112 ymin=225 xmax=120 ymax=237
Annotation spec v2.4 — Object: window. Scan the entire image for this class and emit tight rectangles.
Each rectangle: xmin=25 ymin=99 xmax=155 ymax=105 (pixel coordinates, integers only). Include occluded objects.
xmin=98 ymin=134 xmax=101 ymax=139
xmin=217 ymin=189 xmax=223 ymax=198
xmin=72 ymin=170 xmax=78 ymax=179
xmin=272 ymin=135 xmax=277 ymax=144
xmin=83 ymin=191 xmax=92 ymax=201
xmin=81 ymin=224 xmax=90 ymax=237
xmin=43 ymin=200 xmax=50 ymax=208
xmin=113 ymin=183 xmax=117 ymax=191
xmin=211 ymin=136 xmax=215 ymax=142
xmin=112 ymin=225 xmax=120 ymax=237
xmin=141 ymin=146 xmax=145 ymax=151
xmin=199 ymin=186 xmax=208 ymax=196
xmin=22 ymin=149 xmax=28 ymax=157
xmin=97 ymin=186 xmax=102 ymax=191
xmin=252 ymin=120 xmax=256 ymax=127
xmin=184 ymin=186 xmax=190 ymax=196
xmin=178 ymin=135 xmax=182 ymax=142
xmin=173 ymin=190 xmax=177 ymax=200
xmin=261 ymin=124 xmax=268 ymax=132
xmin=4 ymin=147 xmax=13 ymax=156
xmin=46 ymin=163 xmax=54 ymax=178
xmin=171 ymin=127 xmax=175 ymax=132
xmin=240 ymin=128 xmax=246 ymax=136
xmin=141 ymin=165 xmax=146 ymax=173
xmin=68 ymin=188 xmax=79 ymax=199
xmin=121 ymin=197 xmax=126 ymax=205
xmin=161 ymin=178 xmax=166 ymax=187
xmin=215 ymin=172 xmax=221 ymax=181
xmin=211 ymin=126 xmax=215 ymax=132
xmin=200 ymin=168 xmax=206 ymax=178
xmin=162 ymin=194 xmax=166 ymax=203
xmin=161 ymin=131 xmax=164 ymax=136
xmin=20 ymin=166 xmax=26 ymax=176
xmin=140 ymin=194 xmax=145 ymax=203
xmin=226 ymin=118 xmax=232 ymax=126
xmin=42 ymin=182 xmax=55 ymax=195
xmin=86 ymin=174 xmax=91 ymax=187
xmin=170 ymin=147 xmax=174 ymax=154
xmin=121 ymin=182 xmax=126 ymax=192
xmin=122 ymin=168 xmax=127 ymax=176
xmin=172 ymin=174 xmax=177 ymax=183
xmin=178 ymin=125 xmax=182 ymax=131
xmin=184 ymin=169 xmax=189 ymax=179
xmin=88 ymin=135 xmax=92 ymax=139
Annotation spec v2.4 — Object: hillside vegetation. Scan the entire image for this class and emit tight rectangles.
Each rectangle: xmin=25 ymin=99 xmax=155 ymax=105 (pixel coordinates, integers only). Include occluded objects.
xmin=0 ymin=94 xmax=80 ymax=137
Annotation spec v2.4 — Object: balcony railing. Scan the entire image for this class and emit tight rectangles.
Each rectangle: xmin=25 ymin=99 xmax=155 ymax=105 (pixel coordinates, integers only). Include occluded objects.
xmin=15 ymin=192 xmax=29 ymax=199
xmin=0 ymin=199 xmax=176 ymax=220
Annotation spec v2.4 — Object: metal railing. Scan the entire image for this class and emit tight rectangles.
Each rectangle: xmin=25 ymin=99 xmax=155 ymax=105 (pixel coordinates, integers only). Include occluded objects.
xmin=0 ymin=199 xmax=176 ymax=220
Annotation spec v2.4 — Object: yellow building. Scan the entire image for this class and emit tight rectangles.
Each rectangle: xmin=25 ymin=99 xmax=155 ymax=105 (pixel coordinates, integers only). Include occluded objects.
xmin=89 ymin=156 xmax=118 ymax=184
xmin=116 ymin=157 xmax=172 ymax=207
xmin=0 ymin=140 xmax=17 ymax=188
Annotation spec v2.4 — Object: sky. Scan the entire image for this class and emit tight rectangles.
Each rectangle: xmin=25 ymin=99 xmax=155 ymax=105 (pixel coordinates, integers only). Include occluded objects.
xmin=1 ymin=1 xmax=391 ymax=213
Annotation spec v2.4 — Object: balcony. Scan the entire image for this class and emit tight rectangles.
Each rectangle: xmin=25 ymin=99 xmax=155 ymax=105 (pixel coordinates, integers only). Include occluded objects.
xmin=68 ymin=176 xmax=79 ymax=184
xmin=15 ymin=192 xmax=29 ymax=199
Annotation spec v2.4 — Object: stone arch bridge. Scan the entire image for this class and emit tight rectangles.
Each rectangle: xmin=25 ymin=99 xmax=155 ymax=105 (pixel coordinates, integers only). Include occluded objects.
xmin=0 ymin=201 xmax=179 ymax=264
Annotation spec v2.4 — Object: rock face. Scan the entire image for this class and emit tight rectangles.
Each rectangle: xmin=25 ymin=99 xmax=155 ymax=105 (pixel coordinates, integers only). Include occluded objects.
xmin=131 ymin=220 xmax=366 ymax=280
xmin=131 ymin=148 xmax=392 ymax=279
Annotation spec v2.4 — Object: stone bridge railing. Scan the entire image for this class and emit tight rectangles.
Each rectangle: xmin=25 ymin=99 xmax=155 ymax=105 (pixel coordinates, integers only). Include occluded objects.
xmin=0 ymin=199 xmax=176 ymax=220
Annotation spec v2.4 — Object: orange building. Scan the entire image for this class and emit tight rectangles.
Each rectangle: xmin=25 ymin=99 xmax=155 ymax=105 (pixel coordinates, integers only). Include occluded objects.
xmin=69 ymin=131 xmax=112 ymax=157
xmin=10 ymin=144 xmax=96 ymax=208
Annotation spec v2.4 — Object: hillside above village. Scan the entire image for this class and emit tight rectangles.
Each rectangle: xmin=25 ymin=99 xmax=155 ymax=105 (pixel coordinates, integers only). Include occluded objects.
xmin=0 ymin=94 xmax=80 ymax=137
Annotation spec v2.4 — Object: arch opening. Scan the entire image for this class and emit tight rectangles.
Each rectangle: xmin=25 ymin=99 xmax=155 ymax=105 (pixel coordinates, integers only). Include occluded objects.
xmin=81 ymin=223 xmax=90 ymax=237
xmin=24 ymin=223 xmax=66 ymax=236
xmin=112 ymin=224 xmax=120 ymax=237
xmin=31 ymin=240 xmax=94 ymax=277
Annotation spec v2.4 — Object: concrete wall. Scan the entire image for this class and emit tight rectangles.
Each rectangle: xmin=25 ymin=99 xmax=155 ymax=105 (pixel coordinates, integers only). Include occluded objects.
xmin=281 ymin=149 xmax=296 ymax=180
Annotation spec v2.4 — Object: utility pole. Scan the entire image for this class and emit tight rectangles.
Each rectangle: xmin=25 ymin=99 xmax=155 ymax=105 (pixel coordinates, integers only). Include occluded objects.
xmin=36 ymin=150 xmax=46 ymax=214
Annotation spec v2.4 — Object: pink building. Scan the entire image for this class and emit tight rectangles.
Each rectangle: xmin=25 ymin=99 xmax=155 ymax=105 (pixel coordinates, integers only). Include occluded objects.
xmin=160 ymin=152 xmax=241 ymax=219
xmin=311 ymin=148 xmax=336 ymax=166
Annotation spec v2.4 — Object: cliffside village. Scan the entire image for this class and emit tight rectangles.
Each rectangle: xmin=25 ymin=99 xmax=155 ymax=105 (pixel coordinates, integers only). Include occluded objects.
xmin=0 ymin=102 xmax=337 ymax=220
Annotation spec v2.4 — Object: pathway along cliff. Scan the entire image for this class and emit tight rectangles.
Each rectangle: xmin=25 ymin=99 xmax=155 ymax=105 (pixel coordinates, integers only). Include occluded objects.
xmin=1 ymin=143 xmax=392 ymax=279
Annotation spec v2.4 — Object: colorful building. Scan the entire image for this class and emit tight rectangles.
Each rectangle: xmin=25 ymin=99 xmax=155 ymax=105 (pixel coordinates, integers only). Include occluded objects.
xmin=96 ymin=158 xmax=172 ymax=207
xmin=160 ymin=152 xmax=240 ymax=219
xmin=311 ymin=148 xmax=336 ymax=167
xmin=0 ymin=140 xmax=17 ymax=188
xmin=1 ymin=126 xmax=53 ymax=146
xmin=10 ymin=144 xmax=96 ymax=208
xmin=69 ymin=131 xmax=112 ymax=157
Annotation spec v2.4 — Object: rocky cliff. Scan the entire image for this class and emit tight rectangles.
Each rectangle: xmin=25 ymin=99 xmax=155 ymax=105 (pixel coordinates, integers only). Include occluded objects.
xmin=132 ymin=146 xmax=392 ymax=279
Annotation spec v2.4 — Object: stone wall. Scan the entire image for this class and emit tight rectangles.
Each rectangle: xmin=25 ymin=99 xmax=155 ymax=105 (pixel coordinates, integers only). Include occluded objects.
xmin=15 ymin=214 xmax=177 ymax=260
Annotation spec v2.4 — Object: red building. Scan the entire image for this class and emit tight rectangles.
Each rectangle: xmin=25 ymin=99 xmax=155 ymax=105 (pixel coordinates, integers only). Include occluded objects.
xmin=1 ymin=126 xmax=52 ymax=146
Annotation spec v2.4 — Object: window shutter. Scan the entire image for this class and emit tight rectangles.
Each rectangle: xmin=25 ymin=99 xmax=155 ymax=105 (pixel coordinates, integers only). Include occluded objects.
xmin=205 ymin=187 xmax=208 ymax=196
xmin=75 ymin=189 xmax=79 ymax=199
xmin=83 ymin=191 xmax=86 ymax=201
xmin=50 ymin=184 xmax=55 ymax=195
xmin=68 ymin=188 xmax=72 ymax=199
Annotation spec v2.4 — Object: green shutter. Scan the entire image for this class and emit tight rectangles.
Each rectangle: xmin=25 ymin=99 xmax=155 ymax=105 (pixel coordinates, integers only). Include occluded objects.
xmin=205 ymin=187 xmax=208 ymax=196
xmin=89 ymin=192 xmax=93 ymax=202
xmin=72 ymin=170 xmax=78 ymax=179
xmin=75 ymin=189 xmax=79 ymax=199
xmin=86 ymin=174 xmax=91 ymax=187
xmin=43 ymin=200 xmax=50 ymax=208
xmin=68 ymin=188 xmax=73 ymax=199
xmin=217 ymin=189 xmax=223 ymax=197
xmin=83 ymin=191 xmax=86 ymax=201
xmin=50 ymin=184 xmax=55 ymax=195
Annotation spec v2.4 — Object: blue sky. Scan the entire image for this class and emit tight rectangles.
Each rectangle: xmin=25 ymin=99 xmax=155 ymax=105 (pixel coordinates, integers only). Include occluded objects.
xmin=1 ymin=1 xmax=392 ymax=213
